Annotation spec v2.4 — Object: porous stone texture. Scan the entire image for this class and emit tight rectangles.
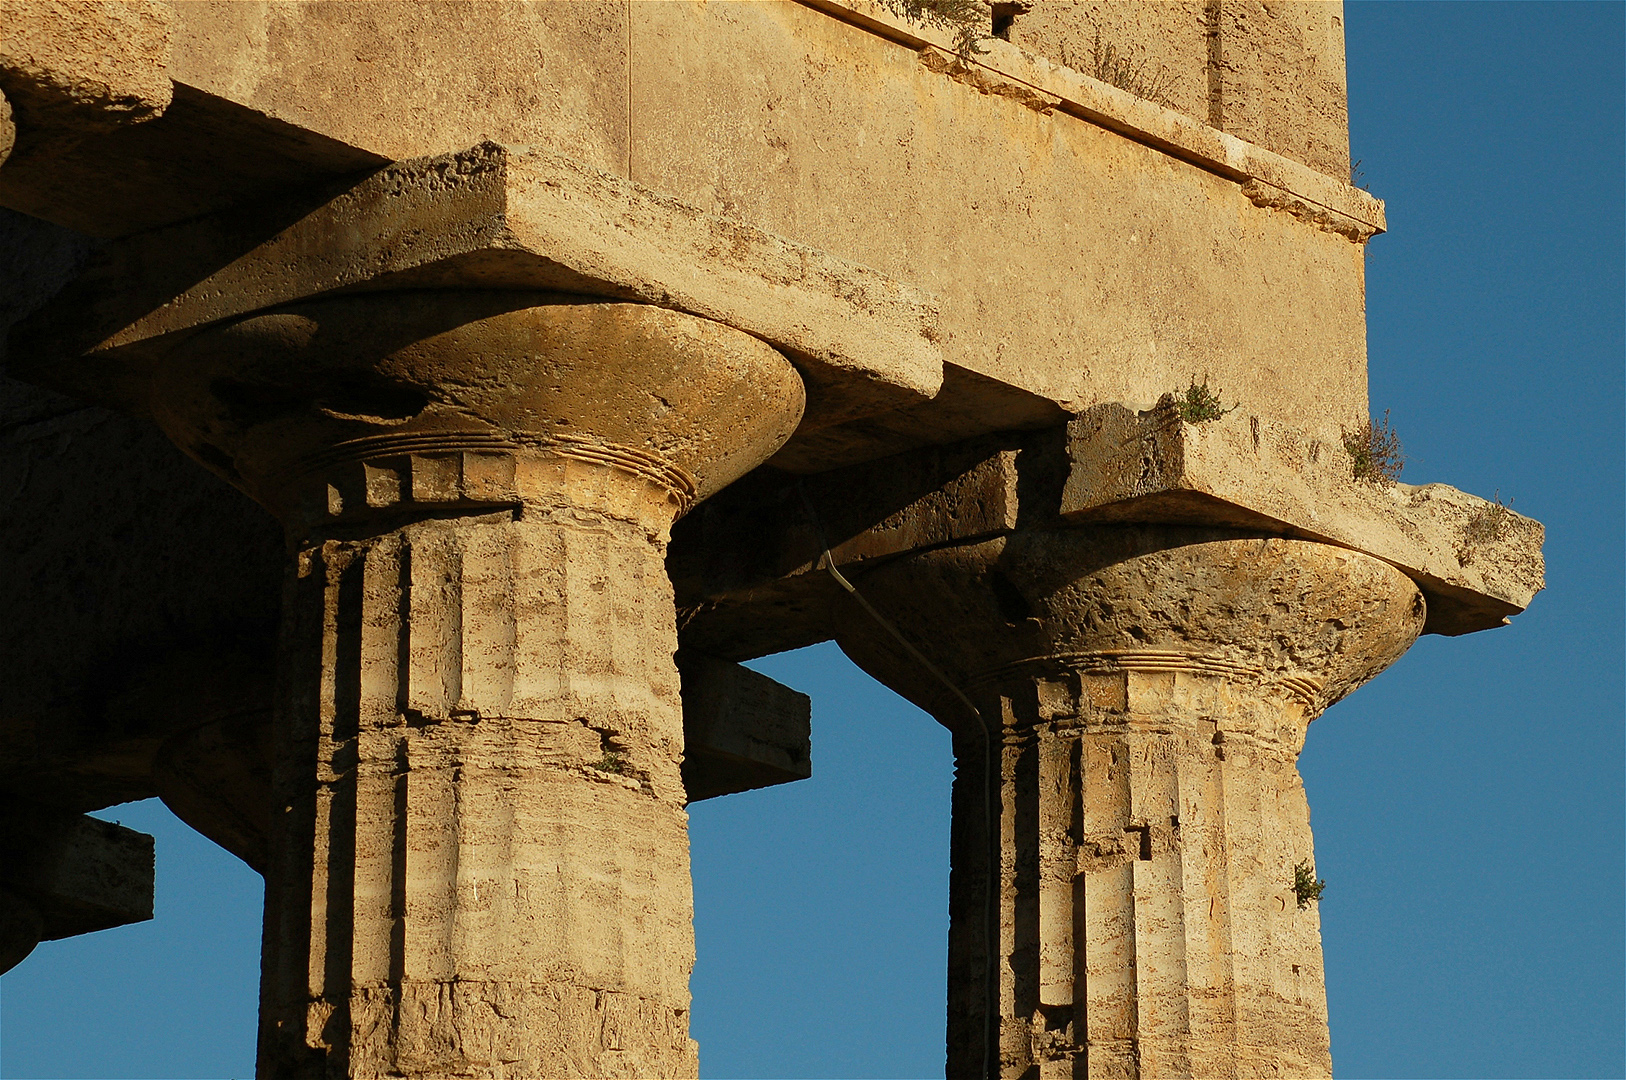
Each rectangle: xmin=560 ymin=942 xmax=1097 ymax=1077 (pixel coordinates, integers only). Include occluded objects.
xmin=151 ymin=293 xmax=805 ymax=1077
xmin=1061 ymin=402 xmax=1545 ymax=634
xmin=1003 ymin=0 xmax=1351 ymax=176
xmin=1214 ymin=1 xmax=1350 ymax=177
xmin=2 ymin=0 xmax=1381 ymax=452
xmin=264 ymin=487 xmax=700 ymax=1079
xmin=836 ymin=528 xmax=1424 ymax=1078
xmin=167 ymin=0 xmax=630 ymax=175
xmin=0 ymin=0 xmax=172 ymax=130
xmin=1001 ymin=0 xmax=1213 ymax=122
xmin=629 ymin=0 xmax=1374 ymax=460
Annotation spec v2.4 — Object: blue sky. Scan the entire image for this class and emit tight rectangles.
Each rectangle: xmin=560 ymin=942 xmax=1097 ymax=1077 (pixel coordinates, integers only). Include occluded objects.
xmin=2 ymin=4 xmax=1621 ymax=1078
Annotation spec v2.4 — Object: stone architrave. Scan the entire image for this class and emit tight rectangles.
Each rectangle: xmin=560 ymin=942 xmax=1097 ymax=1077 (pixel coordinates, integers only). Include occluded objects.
xmin=835 ymin=527 xmax=1424 ymax=1078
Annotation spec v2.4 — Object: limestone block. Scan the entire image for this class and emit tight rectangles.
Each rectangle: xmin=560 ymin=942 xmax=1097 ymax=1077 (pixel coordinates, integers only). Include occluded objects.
xmin=0 ymin=800 xmax=154 ymax=944
xmin=1002 ymin=0 xmax=1212 ymax=123
xmin=9 ymin=1 xmax=1384 ymax=460
xmin=14 ymin=143 xmax=941 ymax=435
xmin=998 ymin=0 xmax=1352 ymax=177
xmin=675 ymin=414 xmax=1543 ymax=657
xmin=677 ymin=653 xmax=812 ymax=804
xmin=1215 ymin=0 xmax=1351 ymax=177
xmin=168 ymin=0 xmax=630 ymax=174
xmin=1059 ymin=402 xmax=1545 ymax=634
xmin=0 ymin=82 xmax=389 ymax=237
xmin=0 ymin=0 xmax=172 ymax=131
xmin=633 ymin=0 xmax=1378 ymax=457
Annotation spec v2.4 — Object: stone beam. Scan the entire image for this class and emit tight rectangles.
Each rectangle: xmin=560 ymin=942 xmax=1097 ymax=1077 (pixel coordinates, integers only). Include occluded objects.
xmin=0 ymin=800 xmax=154 ymax=974
xmin=0 ymin=1 xmax=388 ymax=239
xmin=677 ymin=654 xmax=812 ymax=804
xmin=13 ymin=143 xmax=942 ymax=435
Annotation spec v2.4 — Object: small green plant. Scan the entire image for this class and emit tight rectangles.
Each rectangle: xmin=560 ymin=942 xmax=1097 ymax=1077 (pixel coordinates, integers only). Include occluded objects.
xmin=1350 ymin=157 xmax=1369 ymax=191
xmin=1463 ymin=491 xmax=1513 ymax=545
xmin=1343 ymin=409 xmax=1404 ymax=484
xmin=1457 ymin=490 xmax=1514 ymax=565
xmin=1173 ymin=375 xmax=1237 ymax=424
xmin=1089 ymin=30 xmax=1177 ymax=107
xmin=878 ymin=0 xmax=989 ymax=58
xmin=1293 ymin=860 xmax=1326 ymax=910
xmin=595 ymin=750 xmax=627 ymax=775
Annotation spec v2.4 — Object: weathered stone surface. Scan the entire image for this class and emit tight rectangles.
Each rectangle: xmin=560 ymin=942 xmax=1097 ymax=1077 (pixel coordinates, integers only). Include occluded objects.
xmin=14 ymin=143 xmax=941 ymax=435
xmin=0 ymin=5 xmax=1552 ymax=1076
xmin=1214 ymin=0 xmax=1350 ymax=177
xmin=835 ymin=529 xmax=1424 ymax=1078
xmin=675 ymin=418 xmax=1539 ymax=658
xmin=1003 ymin=0 xmax=1352 ymax=176
xmin=1060 ymin=402 xmax=1545 ymax=634
xmin=0 ymin=82 xmax=388 ymax=237
xmin=0 ymin=800 xmax=155 ymax=944
xmin=678 ymin=653 xmax=812 ymax=804
xmin=635 ymin=0 xmax=1379 ymax=463
xmin=168 ymin=0 xmax=631 ymax=175
xmin=9 ymin=0 xmax=1384 ymax=456
xmin=1001 ymin=0 xmax=1213 ymax=125
xmin=0 ymin=0 xmax=172 ymax=131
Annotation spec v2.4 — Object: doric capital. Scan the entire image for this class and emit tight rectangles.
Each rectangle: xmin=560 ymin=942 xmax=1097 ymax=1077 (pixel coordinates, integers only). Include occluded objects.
xmin=149 ymin=290 xmax=806 ymax=537
xmin=839 ymin=526 xmax=1425 ymax=734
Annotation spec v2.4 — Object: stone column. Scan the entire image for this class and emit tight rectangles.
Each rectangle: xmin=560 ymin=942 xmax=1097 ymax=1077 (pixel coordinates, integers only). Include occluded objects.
xmin=835 ymin=527 xmax=1424 ymax=1080
xmin=150 ymin=291 xmax=805 ymax=1079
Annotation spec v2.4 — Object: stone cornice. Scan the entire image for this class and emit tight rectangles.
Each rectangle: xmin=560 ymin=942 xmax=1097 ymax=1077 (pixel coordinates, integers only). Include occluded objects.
xmin=797 ymin=0 xmax=1385 ymax=241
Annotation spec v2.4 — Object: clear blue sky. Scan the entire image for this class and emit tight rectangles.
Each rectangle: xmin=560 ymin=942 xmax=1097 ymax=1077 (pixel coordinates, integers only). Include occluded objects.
xmin=2 ymin=4 xmax=1620 ymax=1078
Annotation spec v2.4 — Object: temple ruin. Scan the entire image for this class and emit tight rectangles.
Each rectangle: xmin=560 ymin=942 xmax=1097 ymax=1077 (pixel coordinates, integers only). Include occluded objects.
xmin=0 ymin=2 xmax=1544 ymax=1077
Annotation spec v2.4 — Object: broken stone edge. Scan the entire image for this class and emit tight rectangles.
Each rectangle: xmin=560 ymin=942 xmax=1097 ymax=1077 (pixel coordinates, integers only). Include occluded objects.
xmin=1059 ymin=403 xmax=1545 ymax=636
xmin=799 ymin=0 xmax=1384 ymax=239
xmin=11 ymin=142 xmax=944 ymax=433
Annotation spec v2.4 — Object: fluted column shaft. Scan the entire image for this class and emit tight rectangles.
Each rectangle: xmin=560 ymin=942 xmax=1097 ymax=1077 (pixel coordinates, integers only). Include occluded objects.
xmin=836 ymin=530 xmax=1424 ymax=1079
xmin=151 ymin=291 xmax=805 ymax=1079
xmin=957 ymin=653 xmax=1337 ymax=1079
xmin=261 ymin=450 xmax=697 ymax=1078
